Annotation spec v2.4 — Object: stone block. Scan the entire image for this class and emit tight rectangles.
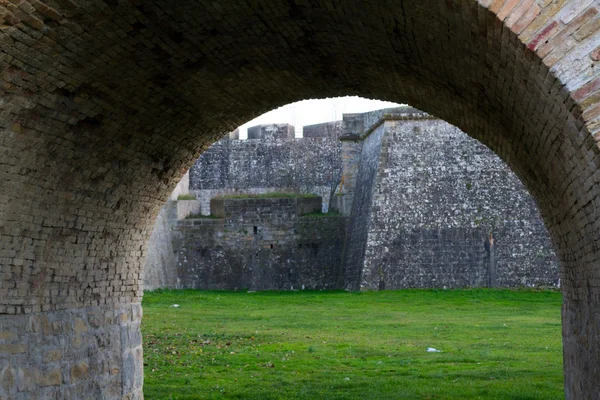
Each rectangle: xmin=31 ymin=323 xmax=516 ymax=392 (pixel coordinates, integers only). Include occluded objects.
xmin=0 ymin=331 xmax=17 ymax=341
xmin=1 ymin=366 xmax=16 ymax=393
xmin=42 ymin=349 xmax=62 ymax=363
xmin=17 ymin=368 xmax=35 ymax=392
xmin=34 ymin=367 xmax=61 ymax=387
xmin=73 ymin=318 xmax=88 ymax=335
xmin=0 ymin=344 xmax=26 ymax=354
xmin=70 ymin=362 xmax=89 ymax=383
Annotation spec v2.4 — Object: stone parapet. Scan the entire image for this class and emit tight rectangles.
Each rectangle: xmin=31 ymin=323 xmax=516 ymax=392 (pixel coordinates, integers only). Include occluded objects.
xmin=247 ymin=124 xmax=295 ymax=140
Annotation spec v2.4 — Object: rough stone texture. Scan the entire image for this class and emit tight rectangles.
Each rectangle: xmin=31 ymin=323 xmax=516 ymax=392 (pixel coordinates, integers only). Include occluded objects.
xmin=143 ymin=202 xmax=178 ymax=291
xmin=0 ymin=0 xmax=598 ymax=397
xmin=341 ymin=124 xmax=387 ymax=291
xmin=0 ymin=304 xmax=142 ymax=399
xmin=354 ymin=114 xmax=559 ymax=290
xmin=173 ymin=197 xmax=345 ymax=290
xmin=148 ymin=108 xmax=558 ymax=292
xmin=189 ymin=124 xmax=342 ymax=214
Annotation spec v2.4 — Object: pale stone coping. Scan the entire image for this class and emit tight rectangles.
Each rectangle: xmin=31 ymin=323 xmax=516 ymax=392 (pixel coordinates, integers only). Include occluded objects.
xmin=339 ymin=112 xmax=438 ymax=142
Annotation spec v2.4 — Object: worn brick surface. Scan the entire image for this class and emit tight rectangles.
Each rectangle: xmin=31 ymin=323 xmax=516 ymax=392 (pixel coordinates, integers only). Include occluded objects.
xmin=0 ymin=0 xmax=598 ymax=398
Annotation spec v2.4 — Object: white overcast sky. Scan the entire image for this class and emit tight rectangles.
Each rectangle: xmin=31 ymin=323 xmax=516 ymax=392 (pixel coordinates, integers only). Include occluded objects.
xmin=237 ymin=96 xmax=401 ymax=138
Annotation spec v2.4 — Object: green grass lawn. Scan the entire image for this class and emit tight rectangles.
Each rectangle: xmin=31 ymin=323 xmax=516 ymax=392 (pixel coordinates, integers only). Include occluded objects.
xmin=141 ymin=289 xmax=563 ymax=399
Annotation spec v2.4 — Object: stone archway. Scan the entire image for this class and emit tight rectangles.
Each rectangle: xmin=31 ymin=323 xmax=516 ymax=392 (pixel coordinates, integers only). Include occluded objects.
xmin=0 ymin=1 xmax=598 ymax=398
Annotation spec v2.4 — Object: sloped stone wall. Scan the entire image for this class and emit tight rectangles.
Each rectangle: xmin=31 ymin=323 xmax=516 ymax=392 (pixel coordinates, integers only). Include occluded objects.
xmin=345 ymin=113 xmax=559 ymax=290
xmin=143 ymin=201 xmax=178 ymax=291
xmin=340 ymin=124 xmax=386 ymax=291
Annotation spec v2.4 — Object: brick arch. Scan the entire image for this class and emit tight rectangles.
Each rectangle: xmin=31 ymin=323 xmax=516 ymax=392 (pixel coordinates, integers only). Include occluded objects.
xmin=0 ymin=0 xmax=598 ymax=398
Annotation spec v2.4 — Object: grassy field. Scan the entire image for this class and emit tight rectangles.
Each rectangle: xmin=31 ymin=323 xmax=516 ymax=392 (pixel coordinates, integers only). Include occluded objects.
xmin=141 ymin=289 xmax=563 ymax=399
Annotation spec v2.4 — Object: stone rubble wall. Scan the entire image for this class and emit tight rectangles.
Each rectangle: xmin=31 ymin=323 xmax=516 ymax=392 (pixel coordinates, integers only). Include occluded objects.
xmin=340 ymin=124 xmax=387 ymax=291
xmin=145 ymin=109 xmax=559 ymax=292
xmin=351 ymin=114 xmax=559 ymax=290
xmin=188 ymin=124 xmax=343 ymax=212
xmin=0 ymin=303 xmax=143 ymax=400
xmin=172 ymin=197 xmax=346 ymax=290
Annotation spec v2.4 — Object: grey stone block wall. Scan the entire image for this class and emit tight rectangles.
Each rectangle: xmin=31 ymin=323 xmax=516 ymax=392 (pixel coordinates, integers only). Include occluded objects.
xmin=341 ymin=124 xmax=386 ymax=291
xmin=145 ymin=109 xmax=558 ymax=293
xmin=173 ymin=197 xmax=346 ymax=290
xmin=356 ymin=115 xmax=559 ymax=290
xmin=303 ymin=121 xmax=342 ymax=139
xmin=188 ymin=125 xmax=342 ymax=207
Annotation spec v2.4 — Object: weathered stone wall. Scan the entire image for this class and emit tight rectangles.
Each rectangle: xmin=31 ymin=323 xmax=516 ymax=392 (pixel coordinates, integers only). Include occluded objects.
xmin=0 ymin=303 xmax=142 ymax=399
xmin=147 ymin=109 xmax=559 ymax=293
xmin=173 ymin=197 xmax=346 ymax=290
xmin=188 ymin=124 xmax=342 ymax=213
xmin=303 ymin=121 xmax=342 ymax=139
xmin=341 ymin=124 xmax=386 ymax=291
xmin=341 ymin=112 xmax=559 ymax=290
xmin=143 ymin=201 xmax=178 ymax=291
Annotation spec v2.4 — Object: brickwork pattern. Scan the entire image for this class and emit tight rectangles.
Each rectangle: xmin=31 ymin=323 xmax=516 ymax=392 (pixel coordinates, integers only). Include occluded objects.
xmin=0 ymin=0 xmax=598 ymax=397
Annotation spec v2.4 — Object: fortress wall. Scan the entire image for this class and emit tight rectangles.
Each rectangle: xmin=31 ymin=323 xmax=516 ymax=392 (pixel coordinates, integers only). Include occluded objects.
xmin=247 ymin=123 xmax=295 ymax=140
xmin=145 ymin=108 xmax=558 ymax=292
xmin=189 ymin=124 xmax=343 ymax=213
xmin=341 ymin=124 xmax=387 ymax=291
xmin=172 ymin=197 xmax=346 ymax=290
xmin=303 ymin=121 xmax=342 ymax=139
xmin=143 ymin=201 xmax=178 ymax=290
xmin=360 ymin=117 xmax=559 ymax=290
xmin=191 ymin=186 xmax=333 ymax=216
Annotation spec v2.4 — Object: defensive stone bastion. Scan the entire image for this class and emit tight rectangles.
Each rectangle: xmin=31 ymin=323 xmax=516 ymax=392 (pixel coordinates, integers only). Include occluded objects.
xmin=144 ymin=108 xmax=559 ymax=291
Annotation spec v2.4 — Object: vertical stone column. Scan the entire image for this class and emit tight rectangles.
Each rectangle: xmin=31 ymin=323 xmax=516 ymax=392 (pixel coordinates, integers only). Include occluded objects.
xmin=334 ymin=114 xmax=364 ymax=216
xmin=337 ymin=137 xmax=363 ymax=215
xmin=0 ymin=304 xmax=143 ymax=399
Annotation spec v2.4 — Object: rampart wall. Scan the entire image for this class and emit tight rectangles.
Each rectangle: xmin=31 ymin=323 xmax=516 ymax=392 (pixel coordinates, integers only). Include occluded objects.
xmin=189 ymin=123 xmax=342 ymax=214
xmin=341 ymin=112 xmax=559 ymax=290
xmin=172 ymin=197 xmax=346 ymax=290
xmin=144 ymin=109 xmax=559 ymax=292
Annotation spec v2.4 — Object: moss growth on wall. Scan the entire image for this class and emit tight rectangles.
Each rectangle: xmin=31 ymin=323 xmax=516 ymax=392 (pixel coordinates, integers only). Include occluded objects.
xmin=215 ymin=192 xmax=319 ymax=199
xmin=177 ymin=194 xmax=197 ymax=200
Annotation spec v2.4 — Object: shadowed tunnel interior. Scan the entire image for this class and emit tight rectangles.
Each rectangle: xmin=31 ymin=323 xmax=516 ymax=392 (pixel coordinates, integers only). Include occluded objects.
xmin=0 ymin=0 xmax=599 ymax=398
